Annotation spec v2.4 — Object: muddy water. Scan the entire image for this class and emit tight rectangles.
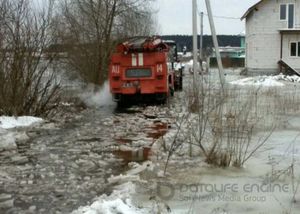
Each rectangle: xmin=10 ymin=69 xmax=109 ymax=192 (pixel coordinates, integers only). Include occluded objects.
xmin=146 ymin=122 xmax=169 ymax=139
xmin=0 ymin=104 xmax=172 ymax=214
xmin=113 ymin=147 xmax=152 ymax=163
xmin=113 ymin=120 xmax=170 ymax=164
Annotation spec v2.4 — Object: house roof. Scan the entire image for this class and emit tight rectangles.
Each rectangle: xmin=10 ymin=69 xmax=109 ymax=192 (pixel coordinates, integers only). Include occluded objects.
xmin=241 ymin=0 xmax=265 ymax=20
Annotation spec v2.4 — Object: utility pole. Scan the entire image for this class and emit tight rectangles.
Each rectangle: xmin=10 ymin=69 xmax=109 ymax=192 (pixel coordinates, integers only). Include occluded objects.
xmin=192 ymin=0 xmax=198 ymax=79
xmin=200 ymin=12 xmax=204 ymax=60
xmin=205 ymin=0 xmax=225 ymax=88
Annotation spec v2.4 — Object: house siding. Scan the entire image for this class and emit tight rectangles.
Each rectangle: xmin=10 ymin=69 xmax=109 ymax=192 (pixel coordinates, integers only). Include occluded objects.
xmin=245 ymin=0 xmax=300 ymax=74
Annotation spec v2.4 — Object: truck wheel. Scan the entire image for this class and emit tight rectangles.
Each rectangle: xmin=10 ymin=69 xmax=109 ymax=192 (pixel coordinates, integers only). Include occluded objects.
xmin=156 ymin=93 xmax=167 ymax=104
xmin=116 ymin=95 xmax=127 ymax=108
xmin=117 ymin=100 xmax=125 ymax=108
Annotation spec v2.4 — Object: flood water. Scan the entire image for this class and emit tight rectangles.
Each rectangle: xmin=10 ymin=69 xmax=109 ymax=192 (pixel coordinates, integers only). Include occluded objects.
xmin=0 ymin=101 xmax=172 ymax=213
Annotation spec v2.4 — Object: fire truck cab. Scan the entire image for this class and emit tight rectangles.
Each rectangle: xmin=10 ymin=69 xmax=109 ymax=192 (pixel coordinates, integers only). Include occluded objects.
xmin=109 ymin=36 xmax=181 ymax=105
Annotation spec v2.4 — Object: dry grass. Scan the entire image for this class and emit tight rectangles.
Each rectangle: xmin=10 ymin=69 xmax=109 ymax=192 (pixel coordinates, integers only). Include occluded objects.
xmin=165 ymin=77 xmax=283 ymax=168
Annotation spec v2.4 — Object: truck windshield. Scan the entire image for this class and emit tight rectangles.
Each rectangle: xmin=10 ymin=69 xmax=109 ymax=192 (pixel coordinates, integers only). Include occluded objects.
xmin=125 ymin=68 xmax=152 ymax=78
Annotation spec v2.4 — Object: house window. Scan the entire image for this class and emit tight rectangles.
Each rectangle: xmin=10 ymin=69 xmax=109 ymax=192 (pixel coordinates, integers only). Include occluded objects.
xmin=288 ymin=4 xmax=295 ymax=29
xmin=290 ymin=42 xmax=300 ymax=57
xmin=280 ymin=4 xmax=287 ymax=20
xmin=280 ymin=4 xmax=295 ymax=28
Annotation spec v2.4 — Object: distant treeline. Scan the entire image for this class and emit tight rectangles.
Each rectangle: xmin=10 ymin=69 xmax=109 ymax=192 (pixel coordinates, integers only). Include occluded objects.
xmin=161 ymin=35 xmax=243 ymax=52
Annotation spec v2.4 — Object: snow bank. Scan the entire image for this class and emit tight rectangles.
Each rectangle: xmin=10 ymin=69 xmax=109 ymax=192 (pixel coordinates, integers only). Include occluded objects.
xmin=230 ymin=74 xmax=300 ymax=87
xmin=73 ymin=161 xmax=165 ymax=214
xmin=0 ymin=116 xmax=43 ymax=129
xmin=272 ymin=73 xmax=300 ymax=82
xmin=72 ymin=182 xmax=146 ymax=214
xmin=230 ymin=76 xmax=284 ymax=87
xmin=183 ymin=52 xmax=192 ymax=57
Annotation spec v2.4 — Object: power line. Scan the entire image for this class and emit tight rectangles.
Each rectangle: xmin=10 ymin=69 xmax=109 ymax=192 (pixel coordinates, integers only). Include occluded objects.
xmin=204 ymin=13 xmax=241 ymax=20
xmin=197 ymin=10 xmax=240 ymax=20
xmin=204 ymin=13 xmax=240 ymax=20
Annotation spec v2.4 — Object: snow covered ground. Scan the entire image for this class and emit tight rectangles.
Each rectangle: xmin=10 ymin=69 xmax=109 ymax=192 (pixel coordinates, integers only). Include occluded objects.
xmin=230 ymin=74 xmax=300 ymax=87
xmin=72 ymin=162 xmax=161 ymax=214
xmin=72 ymin=182 xmax=146 ymax=214
xmin=230 ymin=76 xmax=285 ymax=87
xmin=183 ymin=59 xmax=208 ymax=74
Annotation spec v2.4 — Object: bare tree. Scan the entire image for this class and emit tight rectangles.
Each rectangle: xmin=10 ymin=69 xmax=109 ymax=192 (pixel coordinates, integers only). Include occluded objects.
xmin=0 ymin=0 xmax=60 ymax=116
xmin=56 ymin=0 xmax=157 ymax=86
xmin=115 ymin=2 xmax=157 ymax=38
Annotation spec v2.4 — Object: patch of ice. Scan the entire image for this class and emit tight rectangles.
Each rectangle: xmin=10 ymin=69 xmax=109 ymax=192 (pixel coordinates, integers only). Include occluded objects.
xmin=0 ymin=116 xmax=43 ymax=129
xmin=126 ymin=161 xmax=155 ymax=176
xmin=0 ymin=128 xmax=16 ymax=149
xmin=73 ymin=161 xmax=164 ymax=214
xmin=108 ymin=161 xmax=158 ymax=185
xmin=108 ymin=174 xmax=140 ymax=185
xmin=61 ymin=102 xmax=72 ymax=107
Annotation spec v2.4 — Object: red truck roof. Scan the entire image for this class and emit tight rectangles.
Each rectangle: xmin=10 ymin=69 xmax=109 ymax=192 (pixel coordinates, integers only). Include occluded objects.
xmin=116 ymin=36 xmax=169 ymax=53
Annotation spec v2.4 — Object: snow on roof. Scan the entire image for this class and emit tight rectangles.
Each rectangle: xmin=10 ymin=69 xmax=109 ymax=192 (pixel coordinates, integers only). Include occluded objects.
xmin=241 ymin=0 xmax=265 ymax=20
xmin=218 ymin=46 xmax=245 ymax=51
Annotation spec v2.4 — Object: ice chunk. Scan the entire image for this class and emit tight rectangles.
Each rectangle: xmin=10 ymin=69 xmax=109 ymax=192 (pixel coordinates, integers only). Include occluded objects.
xmin=0 ymin=116 xmax=43 ymax=129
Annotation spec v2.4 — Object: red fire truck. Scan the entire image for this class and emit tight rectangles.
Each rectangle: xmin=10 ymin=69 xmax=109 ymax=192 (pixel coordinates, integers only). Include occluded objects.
xmin=109 ymin=36 xmax=182 ymax=105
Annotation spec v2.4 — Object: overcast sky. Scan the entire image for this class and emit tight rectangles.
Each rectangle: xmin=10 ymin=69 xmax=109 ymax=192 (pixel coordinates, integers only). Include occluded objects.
xmin=155 ymin=0 xmax=259 ymax=35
